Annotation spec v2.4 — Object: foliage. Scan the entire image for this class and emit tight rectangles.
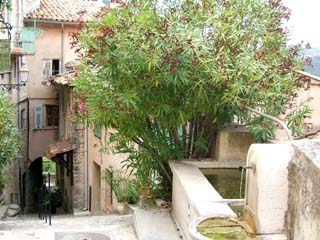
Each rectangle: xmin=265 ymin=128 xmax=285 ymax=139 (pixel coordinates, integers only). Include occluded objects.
xmin=72 ymin=0 xmax=306 ymax=190
xmin=104 ymin=170 xmax=140 ymax=204
xmin=249 ymin=117 xmax=276 ymax=143
xmin=42 ymin=157 xmax=56 ymax=174
xmin=286 ymin=105 xmax=312 ymax=137
xmin=0 ymin=0 xmax=11 ymax=11
xmin=0 ymin=91 xmax=18 ymax=187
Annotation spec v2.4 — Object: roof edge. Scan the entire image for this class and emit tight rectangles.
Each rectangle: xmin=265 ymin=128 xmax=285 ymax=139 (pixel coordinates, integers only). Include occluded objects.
xmin=297 ymin=70 xmax=320 ymax=82
xmin=23 ymin=0 xmax=41 ymax=17
xmin=23 ymin=18 xmax=77 ymax=25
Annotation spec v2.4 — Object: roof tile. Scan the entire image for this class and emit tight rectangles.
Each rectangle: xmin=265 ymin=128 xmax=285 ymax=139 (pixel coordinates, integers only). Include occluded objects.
xmin=25 ymin=0 xmax=106 ymax=22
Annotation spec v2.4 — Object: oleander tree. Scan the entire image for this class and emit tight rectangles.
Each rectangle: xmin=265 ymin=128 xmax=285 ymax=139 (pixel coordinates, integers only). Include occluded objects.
xmin=71 ymin=0 xmax=309 ymax=193
xmin=0 ymin=91 xmax=18 ymax=187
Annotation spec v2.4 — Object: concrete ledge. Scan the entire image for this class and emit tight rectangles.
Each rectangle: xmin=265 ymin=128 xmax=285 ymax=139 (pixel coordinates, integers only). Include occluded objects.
xmin=131 ymin=206 xmax=181 ymax=240
xmin=169 ymin=161 xmax=236 ymax=240
xmin=181 ymin=159 xmax=242 ymax=168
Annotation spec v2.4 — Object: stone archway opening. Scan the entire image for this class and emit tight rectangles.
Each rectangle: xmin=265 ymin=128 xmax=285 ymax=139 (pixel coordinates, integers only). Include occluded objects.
xmin=24 ymin=157 xmax=43 ymax=213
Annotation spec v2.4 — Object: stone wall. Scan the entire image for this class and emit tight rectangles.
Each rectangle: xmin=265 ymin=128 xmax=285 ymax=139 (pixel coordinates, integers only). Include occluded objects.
xmin=71 ymin=117 xmax=85 ymax=210
xmin=287 ymin=140 xmax=320 ymax=240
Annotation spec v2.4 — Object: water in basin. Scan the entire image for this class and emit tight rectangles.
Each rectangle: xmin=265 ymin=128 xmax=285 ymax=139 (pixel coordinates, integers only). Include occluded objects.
xmin=197 ymin=217 xmax=248 ymax=240
xmin=201 ymin=168 xmax=246 ymax=199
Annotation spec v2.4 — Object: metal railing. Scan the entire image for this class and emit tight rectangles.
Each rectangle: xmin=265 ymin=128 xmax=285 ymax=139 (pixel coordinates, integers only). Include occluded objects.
xmin=38 ymin=172 xmax=51 ymax=225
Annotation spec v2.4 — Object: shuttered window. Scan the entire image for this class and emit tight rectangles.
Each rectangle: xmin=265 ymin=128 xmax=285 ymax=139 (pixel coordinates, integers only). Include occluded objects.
xmin=43 ymin=59 xmax=61 ymax=81
xmin=43 ymin=60 xmax=52 ymax=81
xmin=34 ymin=104 xmax=43 ymax=129
xmin=102 ymin=0 xmax=110 ymax=6
xmin=21 ymin=27 xmax=36 ymax=54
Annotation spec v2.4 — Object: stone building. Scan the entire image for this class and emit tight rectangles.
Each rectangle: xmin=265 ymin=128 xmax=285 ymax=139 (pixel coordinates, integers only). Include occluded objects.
xmin=50 ymin=62 xmax=127 ymax=214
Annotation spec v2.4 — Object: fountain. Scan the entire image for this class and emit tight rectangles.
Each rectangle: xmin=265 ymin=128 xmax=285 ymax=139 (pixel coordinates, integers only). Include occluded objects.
xmin=185 ymin=143 xmax=294 ymax=240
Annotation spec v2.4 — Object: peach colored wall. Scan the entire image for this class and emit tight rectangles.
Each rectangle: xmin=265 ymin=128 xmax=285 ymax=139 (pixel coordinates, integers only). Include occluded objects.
xmin=298 ymin=81 xmax=320 ymax=130
xmin=24 ymin=23 xmax=78 ymax=99
xmin=23 ymin=22 xmax=79 ymax=162
xmin=29 ymin=98 xmax=58 ymax=161
xmin=276 ymin=81 xmax=320 ymax=140
xmin=88 ymin=128 xmax=128 ymax=212
xmin=88 ymin=128 xmax=127 ymax=171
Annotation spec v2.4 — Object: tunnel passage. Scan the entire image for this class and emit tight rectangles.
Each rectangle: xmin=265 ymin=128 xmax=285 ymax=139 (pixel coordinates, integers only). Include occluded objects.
xmin=24 ymin=157 xmax=43 ymax=213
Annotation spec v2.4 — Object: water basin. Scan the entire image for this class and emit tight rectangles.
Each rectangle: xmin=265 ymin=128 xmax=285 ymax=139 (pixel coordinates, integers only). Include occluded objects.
xmin=201 ymin=168 xmax=246 ymax=199
xmin=189 ymin=215 xmax=254 ymax=240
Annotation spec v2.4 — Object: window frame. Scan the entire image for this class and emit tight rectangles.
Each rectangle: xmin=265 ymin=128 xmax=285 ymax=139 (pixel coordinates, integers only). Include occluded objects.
xmin=44 ymin=104 xmax=59 ymax=128
xmin=43 ymin=58 xmax=61 ymax=81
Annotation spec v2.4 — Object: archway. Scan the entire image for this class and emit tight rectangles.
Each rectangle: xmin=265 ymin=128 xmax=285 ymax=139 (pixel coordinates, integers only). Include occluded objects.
xmin=24 ymin=157 xmax=43 ymax=213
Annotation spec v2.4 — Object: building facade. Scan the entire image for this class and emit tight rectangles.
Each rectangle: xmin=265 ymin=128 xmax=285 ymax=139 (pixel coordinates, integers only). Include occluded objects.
xmin=16 ymin=0 xmax=123 ymax=214
xmin=17 ymin=0 xmax=110 ymax=213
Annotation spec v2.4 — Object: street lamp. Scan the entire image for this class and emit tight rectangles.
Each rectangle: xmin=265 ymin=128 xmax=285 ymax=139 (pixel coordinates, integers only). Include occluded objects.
xmin=19 ymin=63 xmax=29 ymax=84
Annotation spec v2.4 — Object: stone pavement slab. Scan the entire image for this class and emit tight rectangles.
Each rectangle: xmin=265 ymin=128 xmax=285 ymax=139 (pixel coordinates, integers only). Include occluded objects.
xmin=0 ymin=205 xmax=8 ymax=220
xmin=0 ymin=214 xmax=137 ymax=240
xmin=132 ymin=207 xmax=182 ymax=240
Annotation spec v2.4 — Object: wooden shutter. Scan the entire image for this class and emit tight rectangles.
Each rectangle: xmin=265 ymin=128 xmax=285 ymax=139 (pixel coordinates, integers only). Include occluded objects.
xmin=34 ymin=104 xmax=43 ymax=129
xmin=21 ymin=27 xmax=36 ymax=54
xmin=43 ymin=60 xmax=52 ymax=81
xmin=102 ymin=0 xmax=110 ymax=6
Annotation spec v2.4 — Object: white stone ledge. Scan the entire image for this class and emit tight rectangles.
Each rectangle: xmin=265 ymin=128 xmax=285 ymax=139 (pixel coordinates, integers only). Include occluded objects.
xmin=169 ymin=160 xmax=236 ymax=240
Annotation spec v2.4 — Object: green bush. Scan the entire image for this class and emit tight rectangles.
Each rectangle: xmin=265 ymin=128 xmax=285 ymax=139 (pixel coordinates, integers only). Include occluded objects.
xmin=0 ymin=91 xmax=18 ymax=187
xmin=103 ymin=170 xmax=140 ymax=204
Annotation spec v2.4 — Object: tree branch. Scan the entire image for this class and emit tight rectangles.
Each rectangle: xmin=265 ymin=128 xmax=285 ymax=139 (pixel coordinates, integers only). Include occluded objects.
xmin=244 ymin=105 xmax=293 ymax=141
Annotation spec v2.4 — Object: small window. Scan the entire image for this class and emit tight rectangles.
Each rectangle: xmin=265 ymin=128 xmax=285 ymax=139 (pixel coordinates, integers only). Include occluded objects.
xmin=45 ymin=105 xmax=59 ymax=127
xmin=20 ymin=109 xmax=26 ymax=129
xmin=43 ymin=59 xmax=61 ymax=81
xmin=34 ymin=104 xmax=43 ymax=129
xmin=52 ymin=59 xmax=60 ymax=75
xmin=94 ymin=126 xmax=102 ymax=139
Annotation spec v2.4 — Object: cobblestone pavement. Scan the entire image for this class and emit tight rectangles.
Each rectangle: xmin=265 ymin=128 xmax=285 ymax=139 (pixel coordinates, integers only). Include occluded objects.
xmin=0 ymin=214 xmax=137 ymax=240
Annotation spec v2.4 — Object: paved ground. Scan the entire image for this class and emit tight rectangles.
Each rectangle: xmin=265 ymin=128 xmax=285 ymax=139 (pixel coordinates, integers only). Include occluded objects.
xmin=0 ymin=214 xmax=137 ymax=240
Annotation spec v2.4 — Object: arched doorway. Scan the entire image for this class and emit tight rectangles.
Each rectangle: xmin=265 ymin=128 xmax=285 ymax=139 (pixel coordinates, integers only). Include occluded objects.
xmin=24 ymin=157 xmax=43 ymax=213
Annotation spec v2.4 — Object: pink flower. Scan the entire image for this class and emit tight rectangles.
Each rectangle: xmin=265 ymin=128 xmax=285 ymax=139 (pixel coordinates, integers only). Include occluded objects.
xmin=79 ymin=101 xmax=86 ymax=111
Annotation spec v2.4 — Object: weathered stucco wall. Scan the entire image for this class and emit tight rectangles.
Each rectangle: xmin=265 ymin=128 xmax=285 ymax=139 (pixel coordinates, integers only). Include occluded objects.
xmin=215 ymin=126 xmax=255 ymax=167
xmin=88 ymin=128 xmax=128 ymax=213
xmin=245 ymin=143 xmax=294 ymax=235
xmin=288 ymin=140 xmax=320 ymax=240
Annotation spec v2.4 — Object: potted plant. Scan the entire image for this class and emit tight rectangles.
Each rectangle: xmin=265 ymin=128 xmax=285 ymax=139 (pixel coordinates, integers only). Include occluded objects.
xmin=104 ymin=170 xmax=139 ymax=213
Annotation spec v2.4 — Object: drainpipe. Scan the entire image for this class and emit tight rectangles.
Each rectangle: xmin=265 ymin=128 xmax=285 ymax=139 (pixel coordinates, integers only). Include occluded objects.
xmin=27 ymin=98 xmax=30 ymax=163
xmin=84 ymin=120 xmax=89 ymax=209
xmin=16 ymin=55 xmax=21 ymax=203
xmin=61 ymin=23 xmax=64 ymax=73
